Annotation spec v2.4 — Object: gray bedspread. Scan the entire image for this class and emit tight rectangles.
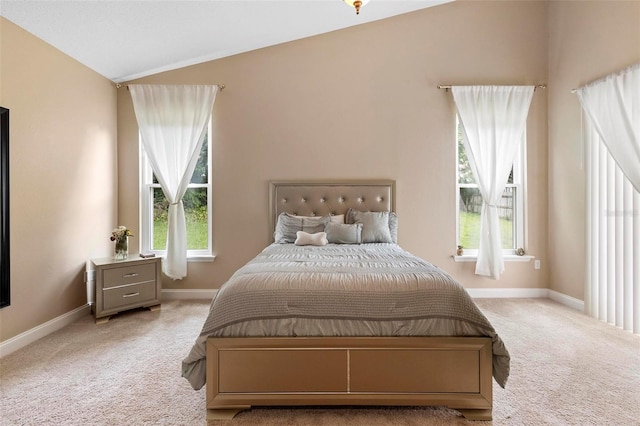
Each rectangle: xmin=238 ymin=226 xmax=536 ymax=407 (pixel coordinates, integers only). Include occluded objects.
xmin=181 ymin=243 xmax=510 ymax=390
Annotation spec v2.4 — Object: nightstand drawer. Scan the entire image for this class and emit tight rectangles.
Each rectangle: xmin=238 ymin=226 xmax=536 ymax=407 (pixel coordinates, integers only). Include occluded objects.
xmin=103 ymin=281 xmax=157 ymax=311
xmin=102 ymin=263 xmax=157 ymax=289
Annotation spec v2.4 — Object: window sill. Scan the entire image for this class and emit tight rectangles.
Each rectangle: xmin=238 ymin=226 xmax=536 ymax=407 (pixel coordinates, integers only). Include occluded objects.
xmin=148 ymin=254 xmax=216 ymax=263
xmin=187 ymin=254 xmax=216 ymax=263
xmin=453 ymin=254 xmax=534 ymax=263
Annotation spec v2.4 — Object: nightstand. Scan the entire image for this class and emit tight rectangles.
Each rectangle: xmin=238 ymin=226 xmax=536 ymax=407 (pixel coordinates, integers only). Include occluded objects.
xmin=91 ymin=255 xmax=162 ymax=324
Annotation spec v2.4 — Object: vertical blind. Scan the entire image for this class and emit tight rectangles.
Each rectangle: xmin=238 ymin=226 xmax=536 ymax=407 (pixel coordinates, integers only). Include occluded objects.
xmin=585 ymin=117 xmax=640 ymax=334
xmin=580 ymin=64 xmax=640 ymax=334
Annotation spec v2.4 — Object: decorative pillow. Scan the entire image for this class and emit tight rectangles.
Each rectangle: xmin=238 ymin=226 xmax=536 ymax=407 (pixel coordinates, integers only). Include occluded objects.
xmin=274 ymin=213 xmax=329 ymax=243
xmin=347 ymin=209 xmax=398 ymax=243
xmin=347 ymin=210 xmax=393 ymax=243
xmin=294 ymin=214 xmax=344 ymax=224
xmin=325 ymin=222 xmax=362 ymax=244
xmin=329 ymin=214 xmax=345 ymax=224
xmin=294 ymin=231 xmax=328 ymax=246
xmin=388 ymin=212 xmax=398 ymax=243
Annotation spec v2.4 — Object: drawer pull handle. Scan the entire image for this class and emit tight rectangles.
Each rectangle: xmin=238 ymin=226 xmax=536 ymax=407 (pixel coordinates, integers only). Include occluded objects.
xmin=122 ymin=273 xmax=139 ymax=278
xmin=122 ymin=292 xmax=140 ymax=298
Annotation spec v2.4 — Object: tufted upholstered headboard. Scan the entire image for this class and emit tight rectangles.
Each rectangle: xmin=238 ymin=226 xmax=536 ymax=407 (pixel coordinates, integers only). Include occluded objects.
xmin=269 ymin=180 xmax=396 ymax=239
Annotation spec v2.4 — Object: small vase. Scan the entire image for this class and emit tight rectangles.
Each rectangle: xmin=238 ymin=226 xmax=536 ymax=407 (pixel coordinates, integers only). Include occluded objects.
xmin=114 ymin=237 xmax=128 ymax=260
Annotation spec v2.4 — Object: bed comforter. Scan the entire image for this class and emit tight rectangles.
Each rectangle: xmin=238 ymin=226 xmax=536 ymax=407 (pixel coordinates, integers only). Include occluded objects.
xmin=182 ymin=243 xmax=510 ymax=390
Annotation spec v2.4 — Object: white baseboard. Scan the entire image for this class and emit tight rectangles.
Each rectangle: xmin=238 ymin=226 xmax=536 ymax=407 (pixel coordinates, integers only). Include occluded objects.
xmin=548 ymin=289 xmax=584 ymax=311
xmin=467 ymin=287 xmax=549 ymax=299
xmin=161 ymin=288 xmax=218 ymax=300
xmin=468 ymin=287 xmax=584 ymax=312
xmin=1 ymin=287 xmax=584 ymax=359
xmin=0 ymin=304 xmax=90 ymax=358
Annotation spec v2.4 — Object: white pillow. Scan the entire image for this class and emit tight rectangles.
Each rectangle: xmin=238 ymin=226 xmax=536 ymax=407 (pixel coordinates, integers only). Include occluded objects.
xmin=330 ymin=214 xmax=345 ymax=224
xmin=294 ymin=214 xmax=344 ymax=224
xmin=294 ymin=231 xmax=328 ymax=246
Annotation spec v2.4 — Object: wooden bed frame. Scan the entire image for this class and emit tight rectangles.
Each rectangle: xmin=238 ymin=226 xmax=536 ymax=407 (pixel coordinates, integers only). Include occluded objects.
xmin=205 ymin=180 xmax=494 ymax=421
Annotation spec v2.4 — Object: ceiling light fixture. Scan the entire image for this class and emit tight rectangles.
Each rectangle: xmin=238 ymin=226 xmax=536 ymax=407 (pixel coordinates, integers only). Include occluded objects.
xmin=344 ymin=0 xmax=370 ymax=15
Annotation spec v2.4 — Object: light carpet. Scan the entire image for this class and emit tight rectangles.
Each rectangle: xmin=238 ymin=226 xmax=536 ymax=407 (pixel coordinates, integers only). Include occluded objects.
xmin=0 ymin=298 xmax=638 ymax=425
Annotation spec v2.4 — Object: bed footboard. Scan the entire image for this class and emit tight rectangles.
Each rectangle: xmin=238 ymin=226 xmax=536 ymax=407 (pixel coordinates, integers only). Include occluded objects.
xmin=206 ymin=336 xmax=493 ymax=421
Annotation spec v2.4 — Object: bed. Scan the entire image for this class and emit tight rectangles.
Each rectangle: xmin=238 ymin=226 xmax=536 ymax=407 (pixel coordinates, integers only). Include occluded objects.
xmin=182 ymin=180 xmax=510 ymax=421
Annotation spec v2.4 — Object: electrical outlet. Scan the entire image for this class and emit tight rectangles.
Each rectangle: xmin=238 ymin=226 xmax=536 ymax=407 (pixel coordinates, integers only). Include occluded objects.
xmin=534 ymin=260 xmax=541 ymax=270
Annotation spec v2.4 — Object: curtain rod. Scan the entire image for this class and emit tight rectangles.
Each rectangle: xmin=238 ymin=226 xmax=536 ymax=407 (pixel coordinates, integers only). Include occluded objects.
xmin=437 ymin=84 xmax=546 ymax=91
xmin=115 ymin=83 xmax=226 ymax=91
xmin=571 ymin=62 xmax=640 ymax=94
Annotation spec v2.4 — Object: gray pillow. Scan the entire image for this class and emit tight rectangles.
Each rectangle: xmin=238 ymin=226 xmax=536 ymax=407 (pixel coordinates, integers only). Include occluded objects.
xmin=325 ymin=222 xmax=362 ymax=244
xmin=346 ymin=209 xmax=398 ymax=243
xmin=274 ymin=213 xmax=329 ymax=243
xmin=349 ymin=210 xmax=393 ymax=243
xmin=388 ymin=212 xmax=398 ymax=243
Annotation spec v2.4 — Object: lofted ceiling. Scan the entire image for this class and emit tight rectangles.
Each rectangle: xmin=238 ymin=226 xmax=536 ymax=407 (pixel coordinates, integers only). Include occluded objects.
xmin=0 ymin=0 xmax=452 ymax=83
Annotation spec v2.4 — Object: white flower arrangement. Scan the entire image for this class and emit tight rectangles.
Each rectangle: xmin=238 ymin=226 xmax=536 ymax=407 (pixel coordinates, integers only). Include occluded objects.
xmin=110 ymin=225 xmax=133 ymax=242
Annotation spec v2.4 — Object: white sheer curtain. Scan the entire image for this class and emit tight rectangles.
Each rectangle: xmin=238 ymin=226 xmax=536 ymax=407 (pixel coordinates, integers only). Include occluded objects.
xmin=452 ymin=86 xmax=534 ymax=280
xmin=129 ymin=85 xmax=218 ymax=280
xmin=579 ymin=64 xmax=640 ymax=334
xmin=577 ymin=63 xmax=640 ymax=192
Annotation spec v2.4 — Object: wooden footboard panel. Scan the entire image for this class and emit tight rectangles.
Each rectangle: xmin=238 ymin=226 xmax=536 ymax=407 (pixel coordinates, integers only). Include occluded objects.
xmin=206 ymin=336 xmax=493 ymax=419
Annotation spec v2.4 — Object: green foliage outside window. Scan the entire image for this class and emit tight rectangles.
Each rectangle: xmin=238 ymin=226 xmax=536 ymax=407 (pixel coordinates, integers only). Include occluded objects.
xmin=457 ymin=121 xmax=515 ymax=250
xmin=152 ymin=138 xmax=209 ymax=250
xmin=458 ymin=211 xmax=514 ymax=249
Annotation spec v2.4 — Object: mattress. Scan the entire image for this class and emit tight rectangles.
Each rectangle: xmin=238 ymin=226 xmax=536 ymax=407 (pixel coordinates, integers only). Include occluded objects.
xmin=182 ymin=243 xmax=510 ymax=390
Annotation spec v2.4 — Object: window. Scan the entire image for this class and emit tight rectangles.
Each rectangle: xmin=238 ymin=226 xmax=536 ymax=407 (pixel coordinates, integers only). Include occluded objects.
xmin=140 ymin=126 xmax=212 ymax=259
xmin=456 ymin=117 xmax=525 ymax=255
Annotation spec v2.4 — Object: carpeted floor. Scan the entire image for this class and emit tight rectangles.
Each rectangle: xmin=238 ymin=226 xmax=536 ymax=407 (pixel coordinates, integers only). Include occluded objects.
xmin=0 ymin=298 xmax=638 ymax=425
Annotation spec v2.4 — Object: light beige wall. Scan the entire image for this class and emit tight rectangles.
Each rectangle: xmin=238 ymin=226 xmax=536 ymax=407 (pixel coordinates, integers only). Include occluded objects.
xmin=0 ymin=18 xmax=117 ymax=341
xmin=118 ymin=1 xmax=549 ymax=291
xmin=547 ymin=2 xmax=640 ymax=300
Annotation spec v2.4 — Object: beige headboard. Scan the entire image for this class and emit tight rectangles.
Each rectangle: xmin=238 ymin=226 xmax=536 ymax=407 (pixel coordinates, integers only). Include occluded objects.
xmin=269 ymin=179 xmax=396 ymax=238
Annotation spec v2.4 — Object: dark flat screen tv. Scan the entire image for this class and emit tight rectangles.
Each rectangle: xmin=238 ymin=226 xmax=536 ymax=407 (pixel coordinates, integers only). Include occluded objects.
xmin=1 ymin=106 xmax=9 ymax=309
